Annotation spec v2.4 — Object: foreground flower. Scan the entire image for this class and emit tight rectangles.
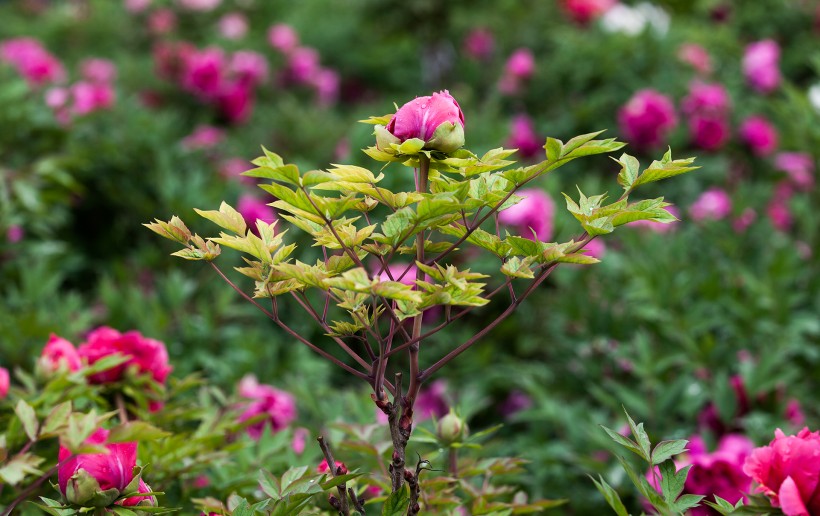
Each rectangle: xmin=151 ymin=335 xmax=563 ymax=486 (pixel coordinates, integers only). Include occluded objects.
xmin=39 ymin=334 xmax=82 ymax=373
xmin=237 ymin=375 xmax=297 ymax=440
xmin=377 ymin=90 xmax=465 ymax=153
xmin=743 ymin=427 xmax=820 ymax=515
xmin=77 ymin=327 xmax=172 ymax=385
xmin=0 ymin=367 xmax=9 ymax=399
xmin=618 ymin=89 xmax=677 ymax=150
xmin=743 ymin=40 xmax=781 ymax=94
xmin=498 ymin=188 xmax=555 ymax=241
xmin=58 ymin=428 xmax=149 ymax=507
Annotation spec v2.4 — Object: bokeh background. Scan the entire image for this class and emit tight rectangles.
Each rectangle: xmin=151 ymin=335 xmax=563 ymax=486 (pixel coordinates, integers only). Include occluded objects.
xmin=1 ymin=0 xmax=818 ymax=513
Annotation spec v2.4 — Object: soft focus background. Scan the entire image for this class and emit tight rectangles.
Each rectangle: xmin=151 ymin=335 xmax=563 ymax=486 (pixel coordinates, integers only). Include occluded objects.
xmin=1 ymin=0 xmax=818 ymax=513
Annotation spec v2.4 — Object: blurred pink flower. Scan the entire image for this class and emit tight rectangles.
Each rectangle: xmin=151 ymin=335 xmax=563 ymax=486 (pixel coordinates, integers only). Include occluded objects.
xmin=498 ymin=188 xmax=555 ymax=241
xmin=506 ymin=114 xmax=542 ymax=159
xmin=181 ymin=125 xmax=224 ymax=150
xmin=268 ymin=24 xmax=299 ymax=54
xmin=767 ymin=197 xmax=792 ymax=232
xmin=286 ymin=47 xmax=320 ymax=84
xmin=743 ymin=427 xmax=820 ymax=515
xmin=148 ymin=8 xmax=177 ymax=35
xmin=498 ymin=390 xmax=532 ymax=419
xmin=560 ymin=0 xmax=616 ymax=25
xmin=689 ymin=188 xmax=732 ymax=221
xmin=219 ymin=12 xmax=249 ymax=40
xmin=0 ymin=367 xmax=8 ymax=399
xmin=39 ymin=334 xmax=82 ymax=373
xmin=462 ymin=28 xmax=494 ymax=61
xmin=77 ymin=326 xmax=172 ymax=385
xmin=311 ymin=68 xmax=340 ymax=107
xmin=583 ymin=239 xmax=606 ymax=259
xmin=291 ymin=427 xmax=309 ymax=455
xmin=743 ymin=40 xmax=781 ymax=94
xmin=415 ymin=379 xmax=449 ymax=421
xmin=732 ymin=207 xmax=757 ymax=233
xmin=80 ymin=58 xmax=117 ymax=84
xmin=181 ymin=47 xmax=226 ymax=100
xmin=153 ymin=41 xmax=194 ymax=82
xmin=0 ymin=37 xmax=65 ymax=85
xmin=217 ymin=80 xmax=253 ymax=123
xmin=124 ymin=0 xmax=151 ymax=13
xmin=237 ymin=194 xmax=276 ymax=231
xmin=688 ymin=114 xmax=730 ymax=151
xmin=229 ymin=51 xmax=268 ymax=86
xmin=739 ymin=116 xmax=779 ymax=157
xmin=177 ymin=0 xmax=220 ymax=11
xmin=618 ymin=89 xmax=677 ymax=150
xmin=774 ymin=152 xmax=814 ymax=191
xmin=629 ymin=205 xmax=680 ymax=233
xmin=6 ymin=224 xmax=24 ymax=242
xmin=785 ymin=399 xmax=805 ymax=428
xmin=678 ymin=43 xmax=712 ymax=75
xmin=504 ymin=48 xmax=535 ymax=80
xmin=237 ymin=374 xmax=297 ymax=440
xmin=70 ymin=81 xmax=116 ymax=115
xmin=219 ymin=157 xmax=254 ymax=183
xmin=682 ymin=81 xmax=730 ymax=117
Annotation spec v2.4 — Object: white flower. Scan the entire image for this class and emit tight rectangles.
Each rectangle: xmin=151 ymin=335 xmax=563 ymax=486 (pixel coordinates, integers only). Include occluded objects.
xmin=600 ymin=2 xmax=669 ymax=37
xmin=808 ymin=83 xmax=820 ymax=113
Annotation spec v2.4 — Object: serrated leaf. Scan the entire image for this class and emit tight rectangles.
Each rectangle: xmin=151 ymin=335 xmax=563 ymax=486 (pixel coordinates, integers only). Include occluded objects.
xmin=195 ymin=202 xmax=247 ymax=235
xmin=652 ymin=440 xmax=688 ymax=465
xmin=601 ymin=425 xmax=644 ymax=458
xmin=108 ymin=422 xmax=171 ymax=443
xmin=673 ymin=493 xmax=705 ymax=513
xmin=381 ymin=484 xmax=410 ymax=515
xmin=590 ymin=475 xmax=628 ymax=516
xmin=259 ymin=469 xmax=281 ymax=499
xmin=15 ymin=400 xmax=39 ymax=441
xmin=624 ymin=409 xmax=651 ymax=461
xmin=501 ymin=256 xmax=535 ymax=278
xmin=42 ymin=402 xmax=72 ymax=435
xmin=633 ymin=149 xmax=699 ymax=188
xmin=613 ymin=153 xmax=641 ymax=190
xmin=659 ymin=460 xmax=688 ymax=503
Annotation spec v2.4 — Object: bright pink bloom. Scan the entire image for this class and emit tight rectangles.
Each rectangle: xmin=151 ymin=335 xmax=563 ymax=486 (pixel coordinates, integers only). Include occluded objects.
xmin=498 ymin=188 xmax=555 ymax=241
xmin=618 ymin=89 xmax=677 ymax=150
xmin=286 ymin=47 xmax=320 ymax=84
xmin=218 ymin=12 xmax=249 ymax=40
xmin=148 ymin=8 xmax=177 ymax=35
xmin=317 ymin=459 xmax=348 ymax=475
xmin=229 ymin=51 xmax=268 ymax=86
xmin=743 ymin=427 xmax=820 ymax=516
xmin=740 ymin=116 xmax=779 ymax=156
xmin=462 ymin=28 xmax=494 ymax=61
xmin=560 ymin=0 xmax=616 ymax=25
xmin=77 ymin=327 xmax=172 ymax=385
xmin=39 ymin=334 xmax=82 ymax=373
xmin=70 ymin=81 xmax=115 ymax=115
xmin=506 ymin=114 xmax=542 ymax=159
xmin=58 ymin=428 xmax=138 ymax=498
xmin=124 ymin=0 xmax=151 ymax=13
xmin=80 ymin=58 xmax=117 ymax=84
xmin=385 ymin=90 xmax=465 ymax=147
xmin=0 ymin=37 xmax=65 ymax=85
xmin=181 ymin=47 xmax=226 ymax=100
xmin=6 ymin=225 xmax=24 ymax=242
xmin=177 ymin=0 xmax=221 ymax=11
xmin=310 ymin=68 xmax=340 ymax=107
xmin=743 ymin=40 xmax=781 ymax=94
xmin=504 ymin=48 xmax=535 ymax=81
xmin=688 ymin=114 xmax=730 ymax=151
xmin=0 ymin=367 xmax=8 ymax=399
xmin=689 ymin=188 xmax=732 ymax=221
xmin=237 ymin=194 xmax=276 ymax=231
xmin=678 ymin=43 xmax=712 ymax=75
xmin=415 ymin=379 xmax=449 ymax=421
xmin=267 ymin=24 xmax=299 ymax=54
xmin=682 ymin=82 xmax=730 ymax=117
xmin=775 ymin=152 xmax=814 ymax=191
xmin=217 ymin=80 xmax=253 ymax=123
xmin=181 ymin=125 xmax=224 ymax=150
xmin=237 ymin=375 xmax=297 ymax=440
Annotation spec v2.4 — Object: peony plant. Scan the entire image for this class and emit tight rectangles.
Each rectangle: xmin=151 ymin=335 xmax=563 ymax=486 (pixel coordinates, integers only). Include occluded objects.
xmin=148 ymin=89 xmax=698 ymax=513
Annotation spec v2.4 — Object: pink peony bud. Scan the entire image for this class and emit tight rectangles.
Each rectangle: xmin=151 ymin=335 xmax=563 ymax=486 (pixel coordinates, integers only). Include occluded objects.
xmin=381 ymin=90 xmax=465 ymax=153
xmin=774 ymin=152 xmax=814 ymax=191
xmin=739 ymin=116 xmax=779 ymax=157
xmin=743 ymin=427 xmax=820 ymax=515
xmin=267 ymin=24 xmax=299 ymax=54
xmin=77 ymin=327 xmax=172 ymax=385
xmin=0 ymin=367 xmax=9 ymax=399
xmin=618 ymin=89 xmax=677 ymax=150
xmin=678 ymin=43 xmax=712 ymax=75
xmin=218 ymin=12 xmax=249 ymax=40
xmin=689 ymin=188 xmax=732 ymax=221
xmin=119 ymin=479 xmax=156 ymax=507
xmin=317 ymin=459 xmax=348 ymax=475
xmin=506 ymin=114 xmax=542 ymax=159
xmin=237 ymin=374 xmax=297 ymax=440
xmin=58 ymin=428 xmax=138 ymax=505
xmin=39 ymin=334 xmax=82 ymax=373
xmin=462 ymin=28 xmax=494 ymax=61
xmin=560 ymin=0 xmax=616 ymax=25
xmin=743 ymin=40 xmax=781 ymax=94
xmin=80 ymin=58 xmax=117 ymax=84
xmin=498 ymin=188 xmax=555 ymax=242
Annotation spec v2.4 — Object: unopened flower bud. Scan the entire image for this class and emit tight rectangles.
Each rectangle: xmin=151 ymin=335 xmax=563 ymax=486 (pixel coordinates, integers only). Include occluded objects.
xmin=379 ymin=90 xmax=465 ymax=154
xmin=437 ymin=410 xmax=468 ymax=444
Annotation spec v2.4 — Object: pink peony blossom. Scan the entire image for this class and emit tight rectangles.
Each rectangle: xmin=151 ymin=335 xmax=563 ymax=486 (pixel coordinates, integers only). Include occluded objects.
xmin=286 ymin=47 xmax=320 ymax=84
xmin=229 ymin=51 xmax=268 ymax=87
xmin=383 ymin=90 xmax=465 ymax=153
xmin=583 ymin=239 xmax=606 ymax=259
xmin=180 ymin=47 xmax=226 ymax=100
xmin=560 ymin=0 xmax=616 ymax=25
xmin=682 ymin=82 xmax=730 ymax=117
xmin=181 ymin=125 xmax=224 ymax=150
xmin=415 ymin=379 xmax=449 ymax=421
xmin=219 ymin=157 xmax=254 ymax=183
xmin=58 ymin=428 xmax=139 ymax=501
xmin=689 ymin=188 xmax=732 ymax=221
xmin=678 ymin=43 xmax=712 ymax=75
xmin=218 ymin=12 xmax=249 ymax=40
xmin=739 ymin=116 xmax=779 ymax=157
xmin=77 ymin=327 xmax=172 ymax=385
xmin=310 ymin=68 xmax=340 ymax=107
xmin=743 ymin=40 xmax=781 ymax=94
xmin=267 ymin=24 xmax=299 ymax=54
xmin=39 ymin=334 xmax=82 ymax=373
xmin=618 ymin=89 xmax=677 ymax=150
xmin=6 ymin=225 xmax=24 ymax=243
xmin=217 ymin=80 xmax=253 ymax=123
xmin=506 ymin=114 xmax=542 ymax=159
xmin=237 ymin=194 xmax=276 ymax=231
xmin=237 ymin=375 xmax=297 ymax=440
xmin=70 ymin=81 xmax=115 ymax=115
xmin=743 ymin=427 xmax=820 ymax=516
xmin=148 ymin=8 xmax=177 ymax=35
xmin=498 ymin=188 xmax=555 ymax=241
xmin=0 ymin=37 xmax=65 ymax=85
xmin=774 ymin=152 xmax=814 ymax=191
xmin=80 ymin=58 xmax=117 ymax=84
xmin=177 ymin=0 xmax=221 ymax=11
xmin=317 ymin=459 xmax=348 ymax=475
xmin=504 ymin=48 xmax=535 ymax=81
xmin=462 ymin=28 xmax=494 ymax=61
xmin=124 ymin=0 xmax=151 ymax=13
xmin=291 ymin=427 xmax=308 ymax=455
xmin=0 ymin=367 xmax=8 ymax=399
xmin=688 ymin=114 xmax=730 ymax=151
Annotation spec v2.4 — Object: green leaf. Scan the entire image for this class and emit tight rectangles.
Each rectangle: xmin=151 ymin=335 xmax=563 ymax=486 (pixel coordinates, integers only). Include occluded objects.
xmin=396 ymin=138 xmax=425 ymax=154
xmin=632 ymin=149 xmax=699 ymax=188
xmin=624 ymin=409 xmax=651 ymax=461
xmin=42 ymin=401 xmax=72 ymax=436
xmin=194 ymin=202 xmax=248 ymax=235
xmin=652 ymin=440 xmax=688 ymax=465
xmin=15 ymin=400 xmax=39 ymax=441
xmin=259 ymin=469 xmax=281 ymax=499
xmin=320 ymin=472 xmax=363 ymax=490
xmin=544 ymin=138 xmax=563 ymax=161
xmin=601 ymin=425 xmax=644 ymax=459
xmin=0 ymin=453 xmax=45 ymax=485
xmin=381 ymin=485 xmax=410 ymax=515
xmin=659 ymin=460 xmax=688 ymax=503
xmin=108 ymin=421 xmax=171 ymax=442
xmin=590 ymin=475 xmax=628 ymax=516
xmin=614 ymin=153 xmax=641 ymax=190
xmin=501 ymin=256 xmax=535 ymax=278
xmin=673 ymin=494 xmax=705 ymax=513
xmin=582 ymin=217 xmax=614 ymax=236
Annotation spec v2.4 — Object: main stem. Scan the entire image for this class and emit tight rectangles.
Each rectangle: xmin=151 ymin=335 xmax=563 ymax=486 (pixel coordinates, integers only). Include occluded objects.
xmin=408 ymin=155 xmax=429 ymax=405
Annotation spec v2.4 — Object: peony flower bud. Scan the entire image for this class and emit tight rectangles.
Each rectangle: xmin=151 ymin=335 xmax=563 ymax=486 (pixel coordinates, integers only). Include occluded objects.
xmin=39 ymin=334 xmax=82 ymax=374
xmin=317 ymin=459 xmax=348 ymax=475
xmin=437 ymin=410 xmax=468 ymax=444
xmin=382 ymin=90 xmax=465 ymax=154
xmin=0 ymin=367 xmax=9 ymax=399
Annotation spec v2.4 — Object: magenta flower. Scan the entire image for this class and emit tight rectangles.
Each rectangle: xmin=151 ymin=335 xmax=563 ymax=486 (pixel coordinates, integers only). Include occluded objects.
xmin=0 ymin=37 xmax=65 ymax=86
xmin=80 ymin=58 xmax=117 ymax=84
xmin=217 ymin=80 xmax=253 ymax=124
xmin=291 ymin=427 xmax=309 ymax=455
xmin=560 ymin=0 xmax=616 ymax=25
xmin=767 ymin=195 xmax=792 ymax=232
xmin=775 ymin=152 xmax=814 ymax=191
xmin=678 ymin=43 xmax=712 ymax=75
xmin=688 ymin=114 xmax=730 ymax=151
xmin=70 ymin=81 xmax=116 ymax=116
xmin=39 ymin=334 xmax=82 ymax=373
xmin=0 ymin=367 xmax=9 ymax=399
xmin=415 ymin=379 xmax=449 ymax=421
xmin=462 ymin=28 xmax=494 ymax=61
xmin=77 ymin=327 xmax=172 ymax=385
xmin=317 ymin=459 xmax=348 ymax=475
xmin=682 ymin=82 xmax=730 ymax=117
xmin=218 ymin=12 xmax=249 ymax=40
xmin=506 ymin=114 xmax=542 ymax=159
xmin=498 ymin=188 xmax=555 ymax=241
xmin=618 ymin=89 xmax=678 ymax=150
xmin=382 ymin=90 xmax=465 ymax=153
xmin=286 ymin=47 xmax=320 ymax=84
xmin=743 ymin=40 xmax=781 ymax=94
xmin=739 ymin=116 xmax=779 ymax=157
xmin=237 ymin=194 xmax=276 ymax=233
xmin=268 ymin=24 xmax=299 ymax=55
xmin=6 ymin=225 xmax=24 ymax=243
xmin=181 ymin=125 xmax=224 ymax=150
xmin=237 ymin=375 xmax=297 ymax=440
xmin=180 ymin=47 xmax=226 ymax=100
xmin=58 ymin=428 xmax=139 ymax=504
xmin=229 ymin=51 xmax=268 ymax=87
xmin=743 ymin=427 xmax=820 ymax=516
xmin=310 ymin=68 xmax=340 ymax=107
xmin=583 ymin=238 xmax=606 ymax=259
xmin=689 ymin=188 xmax=732 ymax=221
xmin=504 ymin=48 xmax=535 ymax=80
